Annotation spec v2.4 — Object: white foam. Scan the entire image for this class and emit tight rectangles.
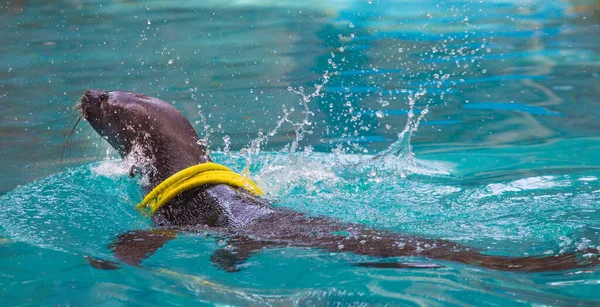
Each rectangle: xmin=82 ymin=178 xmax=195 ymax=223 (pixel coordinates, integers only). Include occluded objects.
xmin=90 ymin=159 xmax=129 ymax=178
xmin=579 ymin=176 xmax=598 ymax=182
xmin=485 ymin=176 xmax=570 ymax=196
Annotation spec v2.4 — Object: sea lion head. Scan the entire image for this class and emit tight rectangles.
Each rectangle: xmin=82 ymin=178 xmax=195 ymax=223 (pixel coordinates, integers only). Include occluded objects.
xmin=80 ymin=89 xmax=209 ymax=184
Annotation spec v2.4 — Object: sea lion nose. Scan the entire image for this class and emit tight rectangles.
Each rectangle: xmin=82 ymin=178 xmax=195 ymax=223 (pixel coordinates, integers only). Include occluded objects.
xmin=83 ymin=89 xmax=107 ymax=105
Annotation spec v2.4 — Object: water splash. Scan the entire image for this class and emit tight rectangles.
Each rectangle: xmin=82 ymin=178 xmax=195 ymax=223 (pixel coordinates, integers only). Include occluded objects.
xmin=359 ymin=89 xmax=451 ymax=179
xmin=377 ymin=90 xmax=429 ymax=159
xmin=222 ymin=135 xmax=231 ymax=155
xmin=195 ymin=103 xmax=212 ymax=162
xmin=239 ymin=71 xmax=331 ymax=168
xmin=285 ymin=73 xmax=330 ymax=154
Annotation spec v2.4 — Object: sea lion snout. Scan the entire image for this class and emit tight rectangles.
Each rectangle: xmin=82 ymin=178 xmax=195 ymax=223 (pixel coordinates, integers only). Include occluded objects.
xmin=82 ymin=89 xmax=107 ymax=107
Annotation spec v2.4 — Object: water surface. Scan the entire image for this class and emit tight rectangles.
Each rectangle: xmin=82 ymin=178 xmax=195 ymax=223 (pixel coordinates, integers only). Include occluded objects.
xmin=1 ymin=0 xmax=600 ymax=305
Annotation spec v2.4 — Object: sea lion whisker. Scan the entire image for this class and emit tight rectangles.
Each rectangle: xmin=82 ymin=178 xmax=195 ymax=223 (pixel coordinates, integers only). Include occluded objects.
xmin=67 ymin=105 xmax=81 ymax=118
xmin=66 ymin=107 xmax=83 ymax=124
xmin=73 ymin=97 xmax=84 ymax=109
xmin=65 ymin=103 xmax=84 ymax=129
xmin=80 ymin=129 xmax=95 ymax=160
xmin=61 ymin=114 xmax=83 ymax=162
xmin=64 ymin=112 xmax=81 ymax=136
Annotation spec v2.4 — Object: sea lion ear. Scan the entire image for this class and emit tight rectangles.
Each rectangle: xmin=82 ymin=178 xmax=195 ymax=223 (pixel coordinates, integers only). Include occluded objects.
xmin=108 ymin=230 xmax=177 ymax=266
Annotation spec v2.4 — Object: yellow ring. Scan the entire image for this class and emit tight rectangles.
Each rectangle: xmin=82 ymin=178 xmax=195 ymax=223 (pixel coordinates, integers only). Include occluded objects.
xmin=135 ymin=162 xmax=263 ymax=215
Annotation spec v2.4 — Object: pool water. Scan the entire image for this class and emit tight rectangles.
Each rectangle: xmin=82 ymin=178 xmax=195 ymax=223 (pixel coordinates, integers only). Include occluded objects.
xmin=1 ymin=0 xmax=600 ymax=305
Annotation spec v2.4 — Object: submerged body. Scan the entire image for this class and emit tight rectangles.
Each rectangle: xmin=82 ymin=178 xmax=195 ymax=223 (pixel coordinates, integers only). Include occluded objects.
xmin=80 ymin=89 xmax=599 ymax=272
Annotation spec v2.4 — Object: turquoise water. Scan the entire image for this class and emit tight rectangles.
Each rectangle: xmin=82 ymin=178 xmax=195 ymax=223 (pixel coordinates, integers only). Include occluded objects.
xmin=1 ymin=0 xmax=600 ymax=305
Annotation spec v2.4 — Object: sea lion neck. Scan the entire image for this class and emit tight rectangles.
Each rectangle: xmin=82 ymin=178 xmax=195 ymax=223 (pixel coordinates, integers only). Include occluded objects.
xmin=143 ymin=140 xmax=211 ymax=188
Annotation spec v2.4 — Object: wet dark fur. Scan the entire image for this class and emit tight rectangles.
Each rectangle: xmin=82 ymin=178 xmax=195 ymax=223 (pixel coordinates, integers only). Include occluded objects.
xmin=81 ymin=89 xmax=600 ymax=272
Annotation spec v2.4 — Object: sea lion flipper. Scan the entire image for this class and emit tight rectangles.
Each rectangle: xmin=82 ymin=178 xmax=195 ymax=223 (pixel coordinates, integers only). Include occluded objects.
xmin=464 ymin=250 xmax=600 ymax=272
xmin=209 ymin=238 xmax=268 ymax=272
xmin=108 ymin=229 xmax=177 ymax=266
xmin=84 ymin=255 xmax=120 ymax=270
xmin=210 ymin=246 xmax=255 ymax=272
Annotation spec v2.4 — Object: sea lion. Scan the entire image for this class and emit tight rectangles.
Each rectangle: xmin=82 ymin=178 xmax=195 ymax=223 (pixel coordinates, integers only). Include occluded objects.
xmin=80 ymin=89 xmax=599 ymax=272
